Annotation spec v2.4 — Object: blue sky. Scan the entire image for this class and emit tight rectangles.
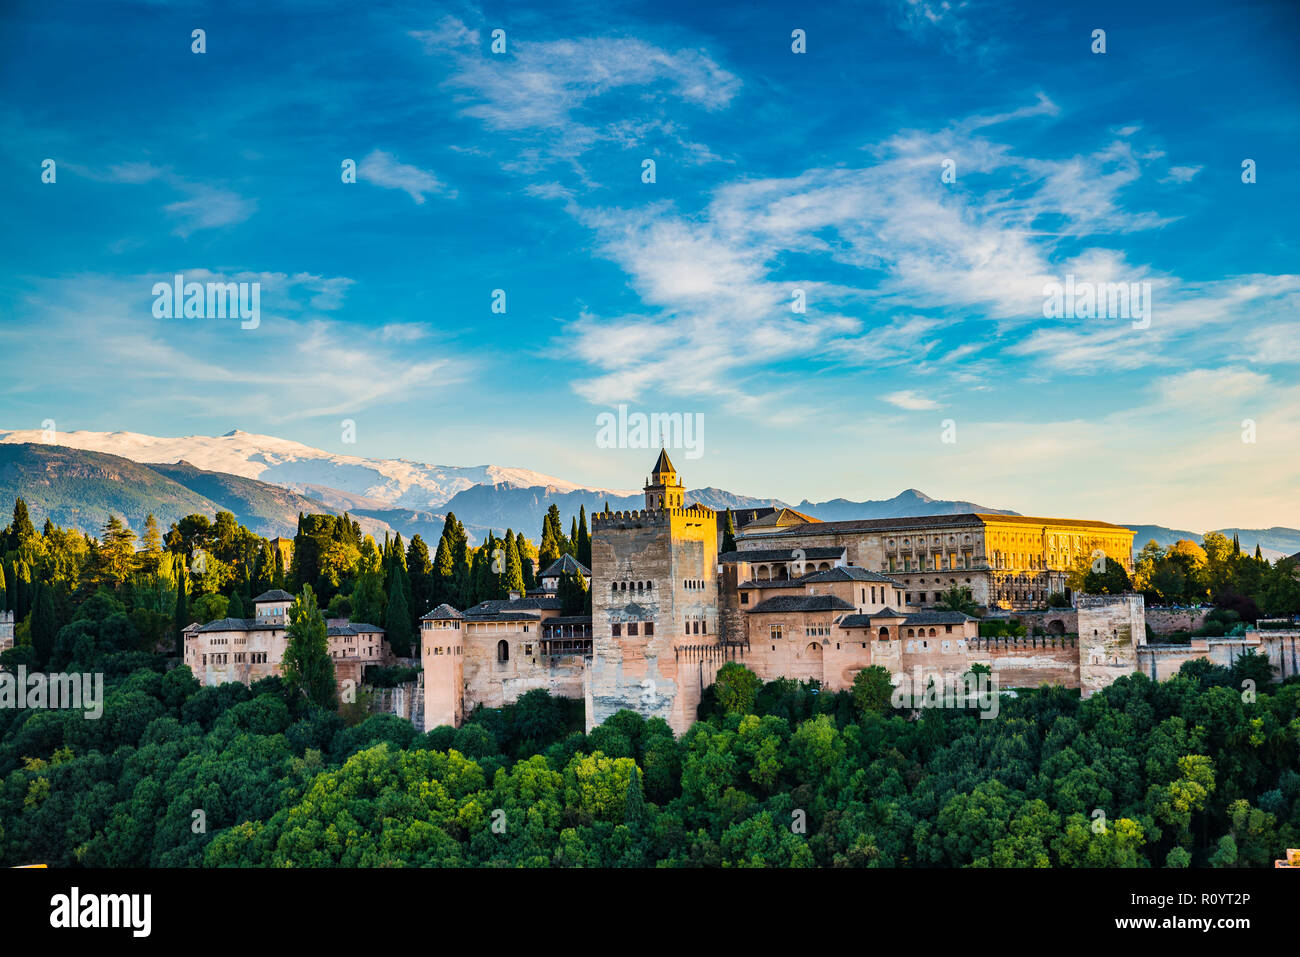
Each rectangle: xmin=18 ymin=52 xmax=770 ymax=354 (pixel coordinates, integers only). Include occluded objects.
xmin=1 ymin=0 xmax=1297 ymax=530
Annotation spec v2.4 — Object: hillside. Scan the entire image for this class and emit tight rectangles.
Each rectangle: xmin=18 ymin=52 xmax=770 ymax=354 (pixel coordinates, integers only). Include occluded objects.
xmin=0 ymin=444 xmax=386 ymax=539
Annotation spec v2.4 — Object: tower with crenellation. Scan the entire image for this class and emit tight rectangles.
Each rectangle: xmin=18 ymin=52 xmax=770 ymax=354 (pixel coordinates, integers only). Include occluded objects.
xmin=586 ymin=450 xmax=725 ymax=735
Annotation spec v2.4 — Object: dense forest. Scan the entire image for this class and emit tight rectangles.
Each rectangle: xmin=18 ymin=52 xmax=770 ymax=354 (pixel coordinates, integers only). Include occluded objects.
xmin=1 ymin=498 xmax=1298 ymax=867
xmin=1 ymin=597 xmax=1296 ymax=867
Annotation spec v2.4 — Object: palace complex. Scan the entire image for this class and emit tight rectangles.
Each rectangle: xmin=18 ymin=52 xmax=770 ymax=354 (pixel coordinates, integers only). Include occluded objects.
xmin=183 ymin=451 xmax=1300 ymax=736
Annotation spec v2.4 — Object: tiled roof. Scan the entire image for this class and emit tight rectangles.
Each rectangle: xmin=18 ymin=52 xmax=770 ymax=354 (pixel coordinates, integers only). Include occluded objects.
xmin=748 ymin=595 xmax=856 ymax=614
xmin=719 ymin=546 xmax=846 ymax=564
xmin=252 ymin=589 xmax=295 ymax=602
xmin=466 ymin=611 xmax=540 ymax=622
xmin=903 ymin=610 xmax=979 ymax=625
xmin=736 ymin=512 xmax=1131 ymax=541
xmin=466 ymin=596 xmax=562 ymax=615
xmin=651 ymin=448 xmax=676 ymax=477
xmin=421 ymin=603 xmax=465 ymax=621
xmin=800 ymin=567 xmax=903 ymax=585
xmin=197 ymin=617 xmax=255 ymax=633
xmin=540 ymin=554 xmax=591 ymax=579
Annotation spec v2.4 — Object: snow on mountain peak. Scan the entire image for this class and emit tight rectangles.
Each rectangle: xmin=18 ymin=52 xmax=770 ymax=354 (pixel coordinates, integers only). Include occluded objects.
xmin=0 ymin=427 xmax=636 ymax=510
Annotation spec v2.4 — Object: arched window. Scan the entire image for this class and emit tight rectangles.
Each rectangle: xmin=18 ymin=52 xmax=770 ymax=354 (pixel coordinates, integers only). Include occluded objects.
xmin=928 ymin=628 xmax=937 ymax=637
xmin=497 ymin=640 xmax=509 ymax=662
xmin=878 ymin=627 xmax=890 ymax=639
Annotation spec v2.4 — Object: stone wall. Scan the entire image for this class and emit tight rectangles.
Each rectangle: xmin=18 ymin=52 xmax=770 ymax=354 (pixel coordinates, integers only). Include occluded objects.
xmin=1145 ymin=607 xmax=1211 ymax=634
xmin=371 ymin=678 xmax=426 ymax=732
xmin=969 ymin=636 xmax=1080 ymax=688
xmin=1078 ymin=594 xmax=1146 ymax=697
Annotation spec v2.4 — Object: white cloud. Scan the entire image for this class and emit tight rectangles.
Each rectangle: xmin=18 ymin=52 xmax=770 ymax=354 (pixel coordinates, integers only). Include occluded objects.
xmin=418 ymin=30 xmax=740 ymax=168
xmin=359 ymin=149 xmax=450 ymax=204
xmin=882 ymin=390 xmax=941 ymax=411
xmin=0 ymin=274 xmax=465 ymax=424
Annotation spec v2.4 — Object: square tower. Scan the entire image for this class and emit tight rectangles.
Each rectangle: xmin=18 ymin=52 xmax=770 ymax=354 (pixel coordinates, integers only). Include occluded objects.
xmin=589 ymin=454 xmax=719 ymax=735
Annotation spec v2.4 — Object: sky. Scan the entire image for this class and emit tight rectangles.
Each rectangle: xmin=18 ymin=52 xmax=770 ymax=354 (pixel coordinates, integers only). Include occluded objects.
xmin=0 ymin=0 xmax=1297 ymax=532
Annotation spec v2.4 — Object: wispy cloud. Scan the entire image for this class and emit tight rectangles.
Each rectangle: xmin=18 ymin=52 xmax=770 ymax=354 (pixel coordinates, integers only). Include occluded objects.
xmin=883 ymin=390 xmax=941 ymax=411
xmin=359 ymin=149 xmax=452 ymax=204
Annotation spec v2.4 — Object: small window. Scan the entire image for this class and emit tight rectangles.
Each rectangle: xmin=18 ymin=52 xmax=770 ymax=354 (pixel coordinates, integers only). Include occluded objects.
xmin=497 ymin=640 xmax=509 ymax=662
xmin=613 ymin=623 xmax=622 ymax=637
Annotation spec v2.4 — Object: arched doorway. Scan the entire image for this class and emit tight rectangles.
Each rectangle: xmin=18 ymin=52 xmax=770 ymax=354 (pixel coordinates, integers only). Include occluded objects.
xmin=791 ymin=641 xmax=824 ymax=683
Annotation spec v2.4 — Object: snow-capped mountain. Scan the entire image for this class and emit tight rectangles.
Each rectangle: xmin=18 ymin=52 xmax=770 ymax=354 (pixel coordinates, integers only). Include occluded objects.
xmin=0 ymin=428 xmax=636 ymax=510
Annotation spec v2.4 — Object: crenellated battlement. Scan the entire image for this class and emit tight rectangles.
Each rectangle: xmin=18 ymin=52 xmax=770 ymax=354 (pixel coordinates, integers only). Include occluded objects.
xmin=593 ymin=504 xmax=715 ymax=530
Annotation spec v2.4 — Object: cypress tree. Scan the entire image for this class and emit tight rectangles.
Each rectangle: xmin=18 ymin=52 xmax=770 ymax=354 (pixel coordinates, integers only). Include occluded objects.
xmin=504 ymin=531 xmax=526 ymax=596
xmin=722 ymin=509 xmax=738 ymax=554
xmin=569 ymin=517 xmax=578 ymax=556
xmin=576 ymin=506 xmax=591 ymax=568
xmin=1232 ymin=533 xmax=1241 ymax=555
xmin=226 ymin=590 xmax=245 ymax=619
xmin=450 ymin=519 xmax=472 ymax=609
xmin=30 ymin=582 xmax=56 ymax=668
xmin=385 ymin=569 xmax=413 ymax=657
xmin=517 ymin=531 xmax=536 ymax=590
xmin=173 ymin=563 xmax=190 ymax=654
xmin=282 ymin=585 xmax=336 ymax=709
xmin=539 ymin=510 xmax=562 ymax=572
xmin=407 ymin=534 xmax=434 ymax=617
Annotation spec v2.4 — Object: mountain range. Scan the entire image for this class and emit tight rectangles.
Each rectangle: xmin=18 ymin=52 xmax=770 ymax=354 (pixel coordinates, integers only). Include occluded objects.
xmin=0 ymin=428 xmax=1296 ymax=558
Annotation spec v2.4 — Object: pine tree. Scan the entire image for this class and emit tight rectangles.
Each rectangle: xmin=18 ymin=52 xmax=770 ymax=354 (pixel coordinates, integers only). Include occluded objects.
xmin=100 ymin=515 xmax=137 ymax=586
xmin=282 ymin=585 xmax=336 ymax=709
xmin=576 ymin=506 xmax=591 ymax=567
xmin=722 ymin=509 xmax=738 ymax=554
xmin=9 ymin=498 xmax=36 ymax=551
xmin=140 ymin=514 xmax=163 ymax=572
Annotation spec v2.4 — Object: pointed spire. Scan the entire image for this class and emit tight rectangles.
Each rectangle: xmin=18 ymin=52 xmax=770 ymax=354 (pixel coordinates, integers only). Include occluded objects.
xmin=651 ymin=447 xmax=676 ymax=479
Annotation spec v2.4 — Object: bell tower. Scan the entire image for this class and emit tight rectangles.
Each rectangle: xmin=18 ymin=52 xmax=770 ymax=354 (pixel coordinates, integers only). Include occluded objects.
xmin=644 ymin=448 xmax=685 ymax=510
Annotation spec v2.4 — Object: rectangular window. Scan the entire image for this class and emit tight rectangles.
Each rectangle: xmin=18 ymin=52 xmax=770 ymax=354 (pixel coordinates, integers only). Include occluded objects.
xmin=645 ymin=622 xmax=654 ymax=636
xmin=628 ymin=623 xmax=638 ymax=636
xmin=740 ymin=592 xmax=749 ymax=604
xmin=612 ymin=623 xmax=621 ymax=637
xmin=770 ymin=624 xmax=783 ymax=640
